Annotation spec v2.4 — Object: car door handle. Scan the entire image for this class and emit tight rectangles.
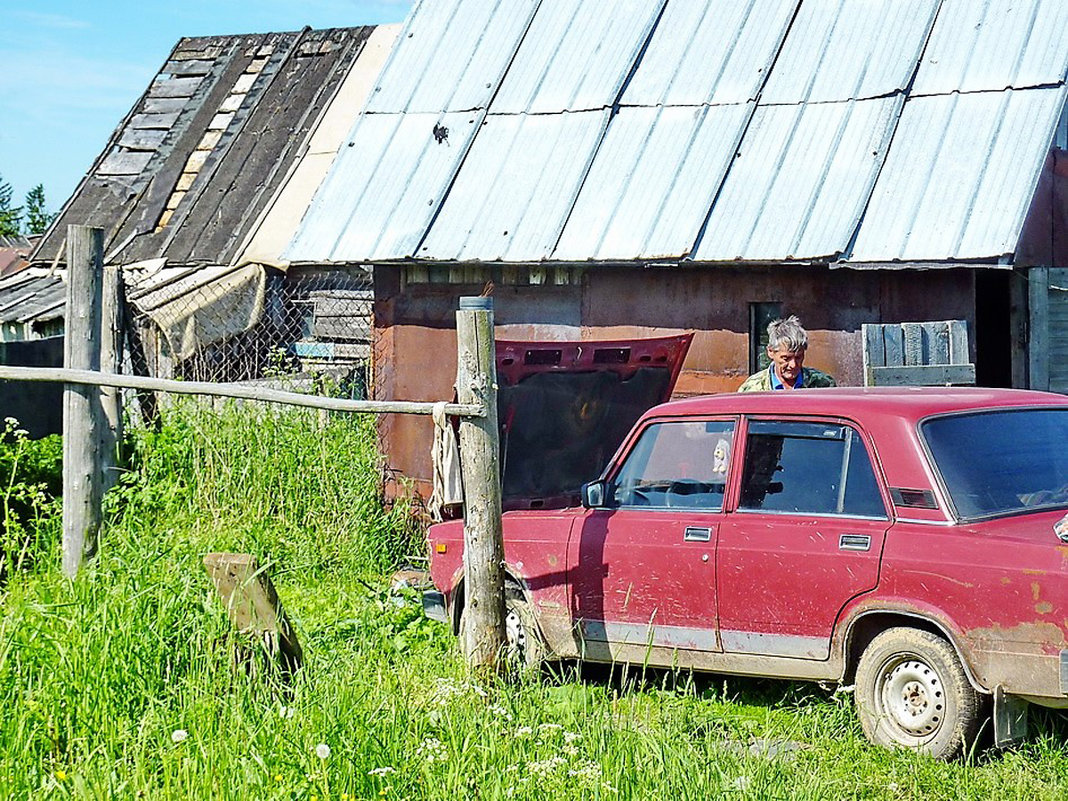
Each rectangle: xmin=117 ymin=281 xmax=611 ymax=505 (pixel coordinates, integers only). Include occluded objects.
xmin=839 ymin=534 xmax=871 ymax=551
xmin=684 ymin=526 xmax=712 ymax=542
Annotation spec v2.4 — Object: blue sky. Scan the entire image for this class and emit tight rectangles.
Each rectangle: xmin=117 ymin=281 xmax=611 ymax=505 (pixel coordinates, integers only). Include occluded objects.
xmin=0 ymin=0 xmax=412 ymax=218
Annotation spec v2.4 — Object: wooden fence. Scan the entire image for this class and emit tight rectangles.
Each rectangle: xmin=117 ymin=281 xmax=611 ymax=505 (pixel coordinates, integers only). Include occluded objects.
xmin=0 ymin=226 xmax=506 ymax=670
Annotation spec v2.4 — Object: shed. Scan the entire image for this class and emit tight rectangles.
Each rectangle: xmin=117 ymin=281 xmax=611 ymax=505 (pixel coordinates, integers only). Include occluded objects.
xmin=286 ymin=0 xmax=1068 ymax=495
xmin=29 ymin=24 xmax=399 ymax=385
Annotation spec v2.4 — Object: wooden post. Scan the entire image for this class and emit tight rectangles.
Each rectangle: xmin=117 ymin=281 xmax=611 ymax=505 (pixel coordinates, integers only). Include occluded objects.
xmin=455 ymin=296 xmax=505 ymax=670
xmin=62 ymin=225 xmax=105 ymax=578
xmin=203 ymin=553 xmax=303 ymax=676
xmin=99 ymin=265 xmax=124 ymax=493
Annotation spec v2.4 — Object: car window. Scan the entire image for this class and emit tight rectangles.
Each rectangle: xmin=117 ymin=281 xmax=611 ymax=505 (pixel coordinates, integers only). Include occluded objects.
xmin=613 ymin=420 xmax=735 ymax=511
xmin=739 ymin=421 xmax=885 ymax=518
xmin=922 ymin=408 xmax=1068 ymax=519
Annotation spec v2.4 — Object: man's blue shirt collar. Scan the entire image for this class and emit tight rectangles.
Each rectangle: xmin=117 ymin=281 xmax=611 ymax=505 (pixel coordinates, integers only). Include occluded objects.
xmin=769 ymin=365 xmax=803 ymax=390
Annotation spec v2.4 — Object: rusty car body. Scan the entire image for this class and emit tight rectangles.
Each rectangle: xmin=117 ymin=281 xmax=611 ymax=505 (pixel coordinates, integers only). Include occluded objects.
xmin=426 ymin=387 xmax=1068 ymax=757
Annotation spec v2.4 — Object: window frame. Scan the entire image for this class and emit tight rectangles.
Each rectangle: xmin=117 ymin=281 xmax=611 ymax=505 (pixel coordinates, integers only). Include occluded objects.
xmin=606 ymin=415 xmax=739 ymax=513
xmin=733 ymin=415 xmax=890 ymax=521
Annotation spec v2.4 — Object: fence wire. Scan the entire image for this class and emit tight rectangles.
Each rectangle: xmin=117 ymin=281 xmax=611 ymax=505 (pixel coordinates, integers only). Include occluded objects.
xmin=124 ymin=265 xmax=372 ymax=397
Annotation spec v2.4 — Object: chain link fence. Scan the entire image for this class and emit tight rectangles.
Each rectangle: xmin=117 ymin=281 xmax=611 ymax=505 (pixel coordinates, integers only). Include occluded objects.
xmin=124 ymin=265 xmax=372 ymax=397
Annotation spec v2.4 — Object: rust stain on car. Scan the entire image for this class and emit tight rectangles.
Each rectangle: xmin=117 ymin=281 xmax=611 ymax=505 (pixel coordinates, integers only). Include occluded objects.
xmin=1036 ymin=602 xmax=1054 ymax=615
xmin=969 ymin=620 xmax=1067 ymax=654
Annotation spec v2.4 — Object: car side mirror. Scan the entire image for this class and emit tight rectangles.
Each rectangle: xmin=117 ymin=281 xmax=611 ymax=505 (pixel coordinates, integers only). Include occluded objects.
xmin=582 ymin=480 xmax=609 ymax=509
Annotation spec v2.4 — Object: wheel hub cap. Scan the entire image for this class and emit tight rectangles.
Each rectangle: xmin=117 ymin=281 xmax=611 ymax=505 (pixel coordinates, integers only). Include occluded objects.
xmin=882 ymin=659 xmax=944 ymax=737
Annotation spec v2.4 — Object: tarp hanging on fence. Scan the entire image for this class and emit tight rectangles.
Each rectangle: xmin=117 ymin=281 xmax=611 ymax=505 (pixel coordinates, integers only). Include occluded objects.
xmin=127 ymin=263 xmax=266 ymax=360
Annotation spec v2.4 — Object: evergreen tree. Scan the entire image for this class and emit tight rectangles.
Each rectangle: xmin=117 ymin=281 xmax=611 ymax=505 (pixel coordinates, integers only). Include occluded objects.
xmin=23 ymin=184 xmax=54 ymax=235
xmin=0 ymin=174 xmax=21 ymax=237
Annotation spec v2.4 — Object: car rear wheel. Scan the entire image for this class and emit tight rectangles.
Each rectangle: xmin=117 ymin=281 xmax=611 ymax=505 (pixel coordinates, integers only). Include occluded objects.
xmin=855 ymin=627 xmax=984 ymax=760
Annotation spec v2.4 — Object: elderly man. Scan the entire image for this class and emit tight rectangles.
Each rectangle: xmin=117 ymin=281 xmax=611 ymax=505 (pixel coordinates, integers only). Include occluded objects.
xmin=738 ymin=316 xmax=836 ymax=392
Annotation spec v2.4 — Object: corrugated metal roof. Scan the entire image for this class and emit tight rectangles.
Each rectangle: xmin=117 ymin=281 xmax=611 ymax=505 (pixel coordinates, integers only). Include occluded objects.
xmin=760 ymin=0 xmax=939 ymax=104
xmin=286 ymin=111 xmax=484 ymax=262
xmin=850 ymin=86 xmax=1068 ymax=262
xmin=554 ymin=104 xmax=753 ymax=261
xmin=419 ymin=111 xmax=609 ymax=261
xmin=33 ymin=27 xmax=377 ymax=268
xmin=366 ymin=0 xmax=539 ymax=113
xmin=621 ymin=0 xmax=797 ymax=107
xmin=696 ymin=96 xmax=902 ymax=261
xmin=912 ymin=0 xmax=1068 ymax=95
xmin=286 ymin=0 xmax=1068 ymax=267
xmin=489 ymin=0 xmax=664 ymax=114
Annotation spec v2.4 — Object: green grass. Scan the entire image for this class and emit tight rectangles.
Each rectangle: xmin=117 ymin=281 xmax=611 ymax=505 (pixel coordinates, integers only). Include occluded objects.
xmin=1 ymin=401 xmax=1067 ymax=799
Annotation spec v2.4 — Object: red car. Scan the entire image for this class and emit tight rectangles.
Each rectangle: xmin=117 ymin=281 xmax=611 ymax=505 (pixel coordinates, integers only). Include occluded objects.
xmin=426 ymin=387 xmax=1068 ymax=758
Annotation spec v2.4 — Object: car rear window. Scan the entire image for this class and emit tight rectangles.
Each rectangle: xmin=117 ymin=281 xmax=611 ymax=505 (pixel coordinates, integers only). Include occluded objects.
xmin=922 ymin=408 xmax=1068 ymax=519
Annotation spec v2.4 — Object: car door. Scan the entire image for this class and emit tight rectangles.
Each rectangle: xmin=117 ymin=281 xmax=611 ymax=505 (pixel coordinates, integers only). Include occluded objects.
xmin=717 ymin=418 xmax=890 ymax=660
xmin=569 ymin=417 xmax=736 ymax=657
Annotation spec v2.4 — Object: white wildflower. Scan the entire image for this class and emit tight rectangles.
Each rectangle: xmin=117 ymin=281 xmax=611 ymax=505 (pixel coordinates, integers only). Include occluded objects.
xmin=368 ymin=767 xmax=396 ymax=777
xmin=515 ymin=726 xmax=534 ymax=738
xmin=171 ymin=729 xmax=188 ymax=744
xmin=315 ymin=743 xmax=331 ymax=760
xmin=488 ymin=703 xmax=513 ymax=720
xmin=731 ymin=776 xmax=751 ymax=791
xmin=277 ymin=705 xmax=296 ymax=719
xmin=562 ymin=731 xmax=582 ymax=744
xmin=527 ymin=756 xmax=567 ymax=777
xmin=567 ymin=761 xmax=602 ymax=782
xmin=416 ymin=736 xmax=447 ymax=763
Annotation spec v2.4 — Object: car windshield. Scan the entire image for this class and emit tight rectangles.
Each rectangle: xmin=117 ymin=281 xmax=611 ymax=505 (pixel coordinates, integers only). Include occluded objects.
xmin=922 ymin=408 xmax=1068 ymax=519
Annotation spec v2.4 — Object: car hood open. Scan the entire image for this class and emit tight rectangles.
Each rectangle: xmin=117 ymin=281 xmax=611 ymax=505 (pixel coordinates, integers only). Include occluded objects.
xmin=496 ymin=333 xmax=693 ymax=510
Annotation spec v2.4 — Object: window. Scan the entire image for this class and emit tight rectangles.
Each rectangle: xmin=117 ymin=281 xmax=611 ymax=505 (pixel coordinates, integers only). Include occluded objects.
xmin=749 ymin=302 xmax=783 ymax=374
xmin=923 ymin=409 xmax=1068 ymax=518
xmin=739 ymin=421 xmax=885 ymax=518
xmin=612 ymin=420 xmax=735 ymax=511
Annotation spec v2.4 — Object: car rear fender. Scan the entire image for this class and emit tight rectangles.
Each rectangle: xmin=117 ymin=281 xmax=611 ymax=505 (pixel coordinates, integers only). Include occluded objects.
xmin=839 ymin=604 xmax=987 ymax=695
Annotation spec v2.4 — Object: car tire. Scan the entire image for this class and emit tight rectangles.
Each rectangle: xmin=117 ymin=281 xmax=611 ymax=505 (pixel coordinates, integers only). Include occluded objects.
xmin=459 ymin=590 xmax=547 ymax=672
xmin=855 ymin=627 xmax=984 ymax=760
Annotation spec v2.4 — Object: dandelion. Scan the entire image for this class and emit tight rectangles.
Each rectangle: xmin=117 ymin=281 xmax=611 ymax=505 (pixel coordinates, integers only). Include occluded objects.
xmin=368 ymin=767 xmax=396 ymax=777
xmin=315 ymin=743 xmax=331 ymax=760
xmin=274 ymin=774 xmax=283 ymax=782
xmin=171 ymin=729 xmax=188 ymax=744
xmin=54 ymin=770 xmax=67 ymax=781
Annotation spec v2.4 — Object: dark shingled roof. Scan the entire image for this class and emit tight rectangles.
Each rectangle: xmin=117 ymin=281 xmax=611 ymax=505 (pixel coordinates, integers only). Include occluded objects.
xmin=33 ymin=26 xmax=375 ymax=268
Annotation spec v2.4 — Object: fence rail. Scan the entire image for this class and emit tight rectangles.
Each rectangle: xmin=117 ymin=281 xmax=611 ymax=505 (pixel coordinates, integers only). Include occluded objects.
xmin=0 ymin=365 xmax=481 ymax=417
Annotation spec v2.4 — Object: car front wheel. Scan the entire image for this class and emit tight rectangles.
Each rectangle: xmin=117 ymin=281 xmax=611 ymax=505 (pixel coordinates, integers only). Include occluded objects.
xmin=855 ymin=627 xmax=984 ymax=759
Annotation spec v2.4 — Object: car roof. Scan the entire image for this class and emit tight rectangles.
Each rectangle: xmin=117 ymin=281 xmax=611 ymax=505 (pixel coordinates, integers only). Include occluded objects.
xmin=645 ymin=386 xmax=1068 ymax=422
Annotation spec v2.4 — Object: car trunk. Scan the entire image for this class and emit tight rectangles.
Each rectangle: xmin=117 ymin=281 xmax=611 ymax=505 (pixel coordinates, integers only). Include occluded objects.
xmin=496 ymin=333 xmax=692 ymax=510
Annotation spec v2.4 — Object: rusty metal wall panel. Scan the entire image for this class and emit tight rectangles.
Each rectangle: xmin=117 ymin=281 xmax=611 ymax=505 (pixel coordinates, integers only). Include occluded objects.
xmin=366 ymin=0 xmax=539 ymax=113
xmin=696 ymin=96 xmax=901 ymax=261
xmin=851 ymin=87 xmax=1068 ymax=262
xmin=622 ymin=0 xmax=797 ymax=107
xmin=913 ymin=0 xmax=1068 ymax=96
xmin=554 ymin=104 xmax=753 ymax=261
xmin=761 ymin=0 xmax=940 ymax=104
xmin=419 ymin=111 xmax=609 ymax=262
xmin=490 ymin=0 xmax=664 ymax=113
xmin=288 ymin=111 xmax=484 ymax=262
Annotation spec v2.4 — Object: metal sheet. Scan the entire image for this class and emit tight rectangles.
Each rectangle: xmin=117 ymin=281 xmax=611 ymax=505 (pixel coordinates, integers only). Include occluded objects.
xmin=555 ymin=104 xmax=753 ymax=261
xmin=490 ymin=0 xmax=665 ymax=113
xmin=913 ymin=0 xmax=1068 ymax=96
xmin=287 ymin=111 xmax=484 ymax=262
xmin=761 ymin=0 xmax=940 ymax=104
xmin=695 ymin=96 xmax=901 ymax=261
xmin=366 ymin=0 xmax=540 ymax=113
xmin=850 ymin=87 xmax=1068 ymax=262
xmin=622 ymin=0 xmax=798 ymax=107
xmin=419 ymin=111 xmax=608 ymax=262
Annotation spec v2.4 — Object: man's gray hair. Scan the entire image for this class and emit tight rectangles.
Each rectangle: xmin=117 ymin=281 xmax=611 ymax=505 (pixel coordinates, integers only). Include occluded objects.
xmin=767 ymin=315 xmax=808 ymax=352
